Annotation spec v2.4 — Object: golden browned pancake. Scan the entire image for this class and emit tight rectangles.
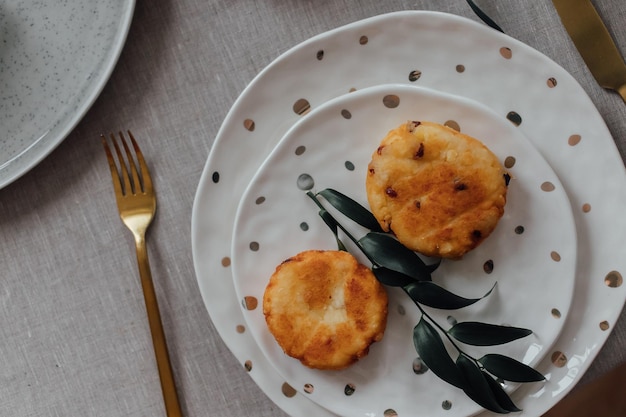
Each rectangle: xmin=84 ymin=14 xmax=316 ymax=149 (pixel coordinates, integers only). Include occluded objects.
xmin=263 ymin=250 xmax=388 ymax=370
xmin=366 ymin=121 xmax=508 ymax=258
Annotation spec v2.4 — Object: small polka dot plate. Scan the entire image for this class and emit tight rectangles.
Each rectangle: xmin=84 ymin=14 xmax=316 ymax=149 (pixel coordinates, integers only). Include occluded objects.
xmin=0 ymin=0 xmax=135 ymax=188
xmin=191 ymin=10 xmax=626 ymax=417
xmin=231 ymin=84 xmax=577 ymax=417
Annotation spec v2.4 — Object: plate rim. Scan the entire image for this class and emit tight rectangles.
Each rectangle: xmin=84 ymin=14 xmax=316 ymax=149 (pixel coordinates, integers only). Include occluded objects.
xmin=0 ymin=0 xmax=136 ymax=189
xmin=191 ymin=9 xmax=626 ymax=417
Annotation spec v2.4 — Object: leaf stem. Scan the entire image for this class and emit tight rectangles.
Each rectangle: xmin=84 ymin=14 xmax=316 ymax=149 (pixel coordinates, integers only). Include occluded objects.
xmin=306 ymin=191 xmax=377 ymax=265
xmin=305 ymin=190 xmax=325 ymax=211
xmin=402 ymin=287 xmax=469 ymax=358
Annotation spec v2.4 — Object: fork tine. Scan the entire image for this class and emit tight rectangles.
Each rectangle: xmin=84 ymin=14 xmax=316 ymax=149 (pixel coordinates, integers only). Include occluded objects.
xmin=110 ymin=133 xmax=132 ymax=195
xmin=127 ymin=130 xmax=153 ymax=193
xmin=118 ymin=131 xmax=143 ymax=194
xmin=101 ymin=134 xmax=125 ymax=197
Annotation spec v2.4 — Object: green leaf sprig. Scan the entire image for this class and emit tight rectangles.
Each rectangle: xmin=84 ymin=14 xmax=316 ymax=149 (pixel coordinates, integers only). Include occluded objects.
xmin=306 ymin=188 xmax=544 ymax=414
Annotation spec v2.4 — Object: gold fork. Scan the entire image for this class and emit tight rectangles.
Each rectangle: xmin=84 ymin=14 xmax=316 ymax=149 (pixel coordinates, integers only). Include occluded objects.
xmin=102 ymin=131 xmax=182 ymax=417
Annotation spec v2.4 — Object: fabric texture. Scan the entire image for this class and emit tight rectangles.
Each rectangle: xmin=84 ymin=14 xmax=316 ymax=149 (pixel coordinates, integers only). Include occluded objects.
xmin=0 ymin=0 xmax=624 ymax=416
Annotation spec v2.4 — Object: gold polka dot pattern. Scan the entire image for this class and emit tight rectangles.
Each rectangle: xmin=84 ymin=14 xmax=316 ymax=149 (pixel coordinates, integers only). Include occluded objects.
xmin=568 ymin=134 xmax=582 ymax=146
xmin=382 ymin=94 xmax=399 ymax=108
xmin=293 ymin=98 xmax=311 ymax=115
xmin=604 ymin=271 xmax=623 ymax=288
xmin=203 ymin=15 xmax=626 ymax=416
xmin=443 ymin=119 xmax=460 ymax=131
xmin=243 ymin=119 xmax=255 ymax=131
xmin=500 ymin=47 xmax=512 ymax=59
xmin=551 ymin=351 xmax=567 ymax=367
xmin=281 ymin=382 xmax=297 ymax=398
xmin=243 ymin=296 xmax=258 ymax=310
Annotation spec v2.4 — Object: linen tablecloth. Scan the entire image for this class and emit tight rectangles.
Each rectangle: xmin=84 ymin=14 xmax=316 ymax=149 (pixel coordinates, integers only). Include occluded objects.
xmin=1 ymin=1 xmax=624 ymax=415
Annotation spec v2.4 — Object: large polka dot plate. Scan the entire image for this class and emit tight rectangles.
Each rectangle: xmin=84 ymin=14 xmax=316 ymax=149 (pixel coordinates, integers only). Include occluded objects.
xmin=231 ymin=84 xmax=577 ymax=417
xmin=191 ymin=10 xmax=626 ymax=417
xmin=0 ymin=0 xmax=135 ymax=188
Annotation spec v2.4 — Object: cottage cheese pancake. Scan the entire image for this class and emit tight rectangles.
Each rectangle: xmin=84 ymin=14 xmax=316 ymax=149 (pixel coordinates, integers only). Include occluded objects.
xmin=366 ymin=121 xmax=508 ymax=258
xmin=263 ymin=250 xmax=388 ymax=370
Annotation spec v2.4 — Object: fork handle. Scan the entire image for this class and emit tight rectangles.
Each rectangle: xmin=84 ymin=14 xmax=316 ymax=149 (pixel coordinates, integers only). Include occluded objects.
xmin=134 ymin=234 xmax=183 ymax=417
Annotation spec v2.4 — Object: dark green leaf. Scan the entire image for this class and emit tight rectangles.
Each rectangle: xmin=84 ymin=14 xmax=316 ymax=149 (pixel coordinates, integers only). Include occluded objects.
xmin=318 ymin=188 xmax=383 ymax=232
xmin=306 ymin=190 xmax=324 ymax=209
xmin=479 ymin=354 xmax=545 ymax=382
xmin=359 ymin=232 xmax=431 ymax=281
xmin=413 ymin=318 xmax=464 ymax=389
xmin=449 ymin=322 xmax=532 ymax=346
xmin=426 ymin=258 xmax=442 ymax=273
xmin=482 ymin=372 xmax=522 ymax=412
xmin=318 ymin=210 xmax=347 ymax=251
xmin=319 ymin=209 xmax=337 ymax=233
xmin=373 ymin=266 xmax=416 ymax=287
xmin=456 ymin=355 xmax=509 ymax=414
xmin=404 ymin=281 xmax=495 ymax=310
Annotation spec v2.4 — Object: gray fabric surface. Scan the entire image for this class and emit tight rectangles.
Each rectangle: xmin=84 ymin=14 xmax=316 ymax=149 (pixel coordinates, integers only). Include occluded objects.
xmin=0 ymin=0 xmax=624 ymax=416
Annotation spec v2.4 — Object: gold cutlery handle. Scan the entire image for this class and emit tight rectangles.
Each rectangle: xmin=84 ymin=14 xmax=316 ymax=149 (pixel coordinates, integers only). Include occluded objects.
xmin=135 ymin=234 xmax=183 ymax=417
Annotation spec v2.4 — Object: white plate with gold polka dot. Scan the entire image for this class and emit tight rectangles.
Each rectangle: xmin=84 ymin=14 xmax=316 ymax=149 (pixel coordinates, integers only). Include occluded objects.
xmin=191 ymin=10 xmax=626 ymax=417
xmin=230 ymin=83 xmax=577 ymax=417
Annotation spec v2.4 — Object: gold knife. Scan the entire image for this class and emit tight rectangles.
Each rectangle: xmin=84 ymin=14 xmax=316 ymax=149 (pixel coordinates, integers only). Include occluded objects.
xmin=553 ymin=0 xmax=626 ymax=103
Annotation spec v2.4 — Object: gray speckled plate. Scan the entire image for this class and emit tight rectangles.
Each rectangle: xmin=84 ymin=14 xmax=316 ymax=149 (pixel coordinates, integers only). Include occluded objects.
xmin=0 ymin=0 xmax=135 ymax=188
